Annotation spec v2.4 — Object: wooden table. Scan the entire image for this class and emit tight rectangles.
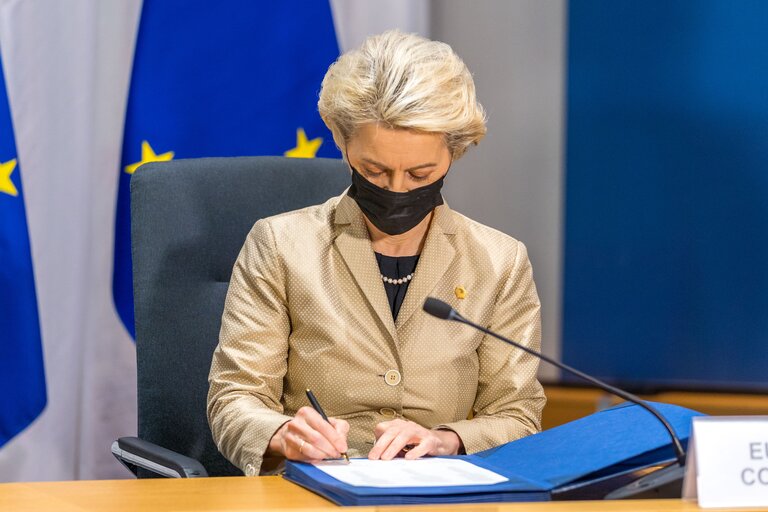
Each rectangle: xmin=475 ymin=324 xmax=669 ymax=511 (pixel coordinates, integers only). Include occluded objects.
xmin=0 ymin=476 xmax=755 ymax=512
xmin=542 ymin=385 xmax=768 ymax=430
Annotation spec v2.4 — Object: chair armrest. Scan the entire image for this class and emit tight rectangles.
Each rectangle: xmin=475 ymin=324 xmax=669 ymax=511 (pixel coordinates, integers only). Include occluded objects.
xmin=111 ymin=437 xmax=208 ymax=478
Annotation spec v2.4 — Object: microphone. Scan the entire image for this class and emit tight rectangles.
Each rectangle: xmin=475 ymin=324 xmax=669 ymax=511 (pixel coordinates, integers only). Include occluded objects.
xmin=422 ymin=297 xmax=458 ymax=321
xmin=423 ymin=297 xmax=687 ymax=470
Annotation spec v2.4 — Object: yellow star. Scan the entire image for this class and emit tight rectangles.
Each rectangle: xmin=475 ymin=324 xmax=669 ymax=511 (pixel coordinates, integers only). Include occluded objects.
xmin=284 ymin=128 xmax=322 ymax=158
xmin=124 ymin=140 xmax=175 ymax=174
xmin=0 ymin=159 xmax=19 ymax=197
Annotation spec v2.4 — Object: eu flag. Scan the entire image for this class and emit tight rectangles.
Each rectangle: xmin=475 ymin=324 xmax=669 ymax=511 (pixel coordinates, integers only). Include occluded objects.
xmin=0 ymin=54 xmax=46 ymax=447
xmin=113 ymin=1 xmax=340 ymax=336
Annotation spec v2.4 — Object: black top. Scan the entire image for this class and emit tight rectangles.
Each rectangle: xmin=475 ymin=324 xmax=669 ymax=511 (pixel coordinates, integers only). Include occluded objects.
xmin=374 ymin=252 xmax=420 ymax=321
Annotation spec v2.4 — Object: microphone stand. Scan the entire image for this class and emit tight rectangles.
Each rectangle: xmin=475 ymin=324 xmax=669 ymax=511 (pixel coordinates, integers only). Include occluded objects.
xmin=423 ymin=297 xmax=688 ymax=500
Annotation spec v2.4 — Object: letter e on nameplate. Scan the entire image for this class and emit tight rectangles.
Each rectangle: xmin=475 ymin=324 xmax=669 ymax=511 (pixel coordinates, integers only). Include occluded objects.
xmin=683 ymin=416 xmax=768 ymax=508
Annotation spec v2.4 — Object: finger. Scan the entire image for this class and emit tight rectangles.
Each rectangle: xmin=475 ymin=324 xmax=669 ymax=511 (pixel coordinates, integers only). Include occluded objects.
xmin=368 ymin=426 xmax=400 ymax=460
xmin=405 ymin=438 xmax=433 ymax=460
xmin=287 ymin=418 xmax=340 ymax=459
xmin=373 ymin=420 xmax=397 ymax=439
xmin=329 ymin=417 xmax=350 ymax=436
xmin=301 ymin=408 xmax=347 ymax=454
xmin=369 ymin=419 xmax=411 ymax=459
xmin=295 ymin=407 xmax=344 ymax=456
xmin=329 ymin=418 xmax=350 ymax=450
xmin=284 ymin=430 xmax=329 ymax=462
xmin=281 ymin=430 xmax=308 ymax=461
xmin=373 ymin=418 xmax=412 ymax=439
xmin=381 ymin=432 xmax=415 ymax=460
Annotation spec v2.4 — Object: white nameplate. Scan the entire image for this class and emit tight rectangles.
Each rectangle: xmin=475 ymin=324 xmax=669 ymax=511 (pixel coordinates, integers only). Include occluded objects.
xmin=683 ymin=416 xmax=768 ymax=508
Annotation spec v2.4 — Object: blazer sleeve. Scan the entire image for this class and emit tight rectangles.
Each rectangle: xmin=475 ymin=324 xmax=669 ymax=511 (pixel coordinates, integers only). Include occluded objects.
xmin=207 ymin=219 xmax=292 ymax=475
xmin=436 ymin=240 xmax=546 ymax=453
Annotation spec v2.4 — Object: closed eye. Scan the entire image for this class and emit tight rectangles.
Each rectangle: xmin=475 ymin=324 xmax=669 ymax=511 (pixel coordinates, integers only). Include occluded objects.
xmin=363 ymin=167 xmax=386 ymax=178
xmin=409 ymin=171 xmax=431 ymax=182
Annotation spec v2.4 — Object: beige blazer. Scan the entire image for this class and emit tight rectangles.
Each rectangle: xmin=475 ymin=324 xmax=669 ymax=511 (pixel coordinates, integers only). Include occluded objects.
xmin=207 ymin=192 xmax=545 ymax=475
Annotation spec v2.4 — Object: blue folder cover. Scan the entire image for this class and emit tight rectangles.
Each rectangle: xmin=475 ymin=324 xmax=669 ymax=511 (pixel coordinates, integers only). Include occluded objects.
xmin=285 ymin=455 xmax=551 ymax=505
xmin=283 ymin=402 xmax=703 ymax=505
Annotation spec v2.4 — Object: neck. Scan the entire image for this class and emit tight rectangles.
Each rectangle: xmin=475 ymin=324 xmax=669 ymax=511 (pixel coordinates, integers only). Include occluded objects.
xmin=365 ymin=211 xmax=433 ymax=257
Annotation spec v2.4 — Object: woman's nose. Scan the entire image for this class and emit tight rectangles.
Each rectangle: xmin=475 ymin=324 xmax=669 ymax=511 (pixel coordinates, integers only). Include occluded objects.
xmin=387 ymin=172 xmax=408 ymax=193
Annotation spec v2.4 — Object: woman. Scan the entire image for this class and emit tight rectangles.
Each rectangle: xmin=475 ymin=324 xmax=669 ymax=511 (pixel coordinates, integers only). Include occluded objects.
xmin=207 ymin=30 xmax=545 ymax=476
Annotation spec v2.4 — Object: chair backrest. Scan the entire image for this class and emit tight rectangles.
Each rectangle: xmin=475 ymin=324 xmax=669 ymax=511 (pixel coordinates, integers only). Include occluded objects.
xmin=131 ymin=156 xmax=348 ymax=477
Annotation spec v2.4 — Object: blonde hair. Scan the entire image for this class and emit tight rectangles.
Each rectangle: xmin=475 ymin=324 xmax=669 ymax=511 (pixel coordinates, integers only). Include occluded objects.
xmin=318 ymin=30 xmax=487 ymax=160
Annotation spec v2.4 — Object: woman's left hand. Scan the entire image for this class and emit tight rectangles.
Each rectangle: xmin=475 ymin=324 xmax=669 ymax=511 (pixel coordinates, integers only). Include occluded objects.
xmin=368 ymin=419 xmax=462 ymax=460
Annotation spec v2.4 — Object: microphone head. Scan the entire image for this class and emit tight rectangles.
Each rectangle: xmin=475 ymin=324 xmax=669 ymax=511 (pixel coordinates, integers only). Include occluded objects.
xmin=423 ymin=297 xmax=456 ymax=320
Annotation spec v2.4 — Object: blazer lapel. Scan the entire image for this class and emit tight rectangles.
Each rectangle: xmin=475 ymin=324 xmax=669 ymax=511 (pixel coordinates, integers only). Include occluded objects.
xmin=395 ymin=203 xmax=457 ymax=330
xmin=333 ymin=195 xmax=398 ymax=341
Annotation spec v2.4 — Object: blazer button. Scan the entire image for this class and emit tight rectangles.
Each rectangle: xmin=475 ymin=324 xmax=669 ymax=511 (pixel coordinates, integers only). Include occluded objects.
xmin=384 ymin=370 xmax=401 ymax=386
xmin=379 ymin=407 xmax=397 ymax=418
xmin=245 ymin=463 xmax=256 ymax=477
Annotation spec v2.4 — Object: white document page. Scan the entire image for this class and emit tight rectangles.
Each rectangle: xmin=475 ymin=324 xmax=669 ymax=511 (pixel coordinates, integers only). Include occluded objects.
xmin=313 ymin=458 xmax=508 ymax=488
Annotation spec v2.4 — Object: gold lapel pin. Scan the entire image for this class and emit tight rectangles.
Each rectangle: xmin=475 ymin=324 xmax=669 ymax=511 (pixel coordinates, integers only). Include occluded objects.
xmin=454 ymin=286 xmax=466 ymax=299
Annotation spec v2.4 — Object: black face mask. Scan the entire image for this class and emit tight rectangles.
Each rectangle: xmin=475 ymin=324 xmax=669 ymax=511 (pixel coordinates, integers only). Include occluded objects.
xmin=347 ymin=165 xmax=445 ymax=236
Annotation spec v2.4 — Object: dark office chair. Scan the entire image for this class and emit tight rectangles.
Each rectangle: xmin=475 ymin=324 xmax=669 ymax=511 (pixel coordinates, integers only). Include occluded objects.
xmin=112 ymin=156 xmax=348 ymax=478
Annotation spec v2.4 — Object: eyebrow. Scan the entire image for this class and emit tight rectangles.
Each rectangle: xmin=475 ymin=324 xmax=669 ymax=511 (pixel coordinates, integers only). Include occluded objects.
xmin=361 ymin=158 xmax=437 ymax=173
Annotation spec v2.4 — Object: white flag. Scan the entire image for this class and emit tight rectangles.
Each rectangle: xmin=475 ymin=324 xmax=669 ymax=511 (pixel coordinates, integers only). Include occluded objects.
xmin=0 ymin=0 xmax=141 ymax=481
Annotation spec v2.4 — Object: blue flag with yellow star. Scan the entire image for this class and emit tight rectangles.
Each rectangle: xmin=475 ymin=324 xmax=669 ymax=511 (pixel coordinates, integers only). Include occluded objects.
xmin=114 ymin=0 xmax=340 ymax=336
xmin=0 ymin=53 xmax=47 ymax=447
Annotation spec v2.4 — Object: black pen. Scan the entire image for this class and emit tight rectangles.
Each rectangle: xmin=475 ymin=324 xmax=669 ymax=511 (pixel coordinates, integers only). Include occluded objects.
xmin=306 ymin=388 xmax=350 ymax=463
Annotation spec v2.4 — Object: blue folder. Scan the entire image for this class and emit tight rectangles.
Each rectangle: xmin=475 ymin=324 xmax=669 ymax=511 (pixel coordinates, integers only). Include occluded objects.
xmin=283 ymin=402 xmax=703 ymax=505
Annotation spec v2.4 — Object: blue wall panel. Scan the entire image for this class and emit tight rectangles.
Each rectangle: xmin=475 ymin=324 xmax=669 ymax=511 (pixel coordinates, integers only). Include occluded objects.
xmin=563 ymin=0 xmax=768 ymax=390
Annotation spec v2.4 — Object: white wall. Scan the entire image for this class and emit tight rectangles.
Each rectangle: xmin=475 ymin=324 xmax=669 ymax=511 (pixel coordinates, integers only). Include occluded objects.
xmin=431 ymin=1 xmax=566 ymax=379
xmin=330 ymin=0 xmax=430 ymax=51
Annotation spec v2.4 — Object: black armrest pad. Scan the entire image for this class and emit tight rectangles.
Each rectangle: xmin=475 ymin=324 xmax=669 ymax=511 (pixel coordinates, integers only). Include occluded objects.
xmin=112 ymin=437 xmax=208 ymax=478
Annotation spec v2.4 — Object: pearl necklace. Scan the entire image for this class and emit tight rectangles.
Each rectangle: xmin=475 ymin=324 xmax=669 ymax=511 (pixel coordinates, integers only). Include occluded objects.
xmin=381 ymin=272 xmax=415 ymax=286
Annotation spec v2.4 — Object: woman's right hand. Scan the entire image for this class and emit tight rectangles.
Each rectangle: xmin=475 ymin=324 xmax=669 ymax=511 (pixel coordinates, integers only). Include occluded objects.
xmin=268 ymin=406 xmax=349 ymax=462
